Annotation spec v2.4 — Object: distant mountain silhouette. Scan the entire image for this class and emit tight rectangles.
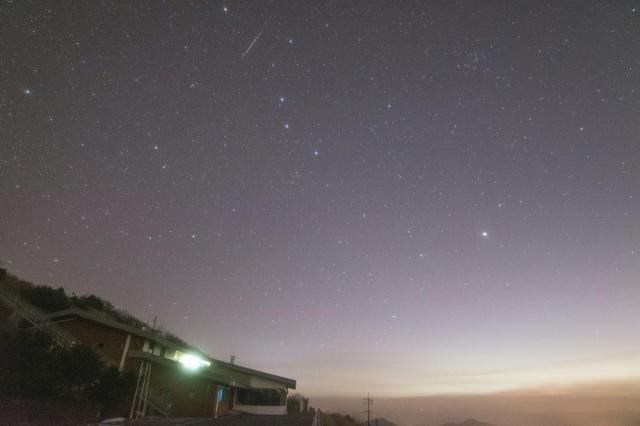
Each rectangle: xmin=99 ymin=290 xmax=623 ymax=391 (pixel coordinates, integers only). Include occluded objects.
xmin=370 ymin=419 xmax=398 ymax=426
xmin=440 ymin=420 xmax=493 ymax=426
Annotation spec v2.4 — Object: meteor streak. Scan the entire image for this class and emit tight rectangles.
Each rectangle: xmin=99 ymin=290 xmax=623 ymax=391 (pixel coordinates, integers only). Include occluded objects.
xmin=242 ymin=31 xmax=262 ymax=58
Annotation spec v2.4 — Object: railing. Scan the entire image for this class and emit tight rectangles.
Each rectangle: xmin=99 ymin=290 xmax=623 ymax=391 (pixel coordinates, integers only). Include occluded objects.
xmin=130 ymin=360 xmax=172 ymax=418
xmin=0 ymin=286 xmax=77 ymax=348
xmin=141 ymin=386 xmax=172 ymax=417
xmin=0 ymin=284 xmax=171 ymax=419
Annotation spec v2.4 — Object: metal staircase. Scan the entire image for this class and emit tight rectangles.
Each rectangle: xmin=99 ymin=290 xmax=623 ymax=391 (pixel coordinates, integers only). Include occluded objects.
xmin=142 ymin=386 xmax=172 ymax=418
xmin=0 ymin=285 xmax=77 ymax=348
xmin=130 ymin=359 xmax=172 ymax=418
xmin=0 ymin=283 xmax=172 ymax=418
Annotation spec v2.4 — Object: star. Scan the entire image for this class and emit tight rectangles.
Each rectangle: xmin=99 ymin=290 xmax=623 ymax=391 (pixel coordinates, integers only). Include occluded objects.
xmin=3 ymin=1 xmax=637 ymax=402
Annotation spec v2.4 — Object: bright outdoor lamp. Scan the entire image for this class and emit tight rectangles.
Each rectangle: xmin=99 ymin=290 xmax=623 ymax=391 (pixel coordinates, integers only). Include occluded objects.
xmin=178 ymin=353 xmax=211 ymax=370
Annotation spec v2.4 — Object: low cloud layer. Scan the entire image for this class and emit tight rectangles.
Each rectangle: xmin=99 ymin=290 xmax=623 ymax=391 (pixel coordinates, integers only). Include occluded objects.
xmin=310 ymin=380 xmax=640 ymax=426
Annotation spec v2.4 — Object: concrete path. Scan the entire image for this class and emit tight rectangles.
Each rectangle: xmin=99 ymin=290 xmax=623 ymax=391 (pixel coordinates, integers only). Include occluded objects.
xmin=126 ymin=412 xmax=314 ymax=426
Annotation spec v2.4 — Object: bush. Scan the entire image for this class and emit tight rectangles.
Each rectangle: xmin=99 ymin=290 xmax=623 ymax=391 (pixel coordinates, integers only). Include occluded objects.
xmin=287 ymin=395 xmax=301 ymax=412
xmin=19 ymin=286 xmax=70 ymax=313
xmin=0 ymin=328 xmax=134 ymax=413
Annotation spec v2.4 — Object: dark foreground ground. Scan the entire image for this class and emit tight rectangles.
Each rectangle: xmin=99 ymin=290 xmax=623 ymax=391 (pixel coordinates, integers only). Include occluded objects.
xmin=125 ymin=412 xmax=314 ymax=426
xmin=0 ymin=398 xmax=314 ymax=426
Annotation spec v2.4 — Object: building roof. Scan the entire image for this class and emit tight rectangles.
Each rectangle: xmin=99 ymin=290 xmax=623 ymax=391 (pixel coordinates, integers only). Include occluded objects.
xmin=46 ymin=308 xmax=296 ymax=389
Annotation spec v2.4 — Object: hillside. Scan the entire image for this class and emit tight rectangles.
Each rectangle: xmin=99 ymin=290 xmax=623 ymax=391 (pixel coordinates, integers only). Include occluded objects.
xmin=0 ymin=268 xmax=186 ymax=346
xmin=0 ymin=268 xmax=137 ymax=420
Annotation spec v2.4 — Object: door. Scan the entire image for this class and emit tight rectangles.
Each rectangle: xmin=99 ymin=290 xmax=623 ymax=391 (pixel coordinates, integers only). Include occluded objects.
xmin=215 ymin=385 xmax=231 ymax=416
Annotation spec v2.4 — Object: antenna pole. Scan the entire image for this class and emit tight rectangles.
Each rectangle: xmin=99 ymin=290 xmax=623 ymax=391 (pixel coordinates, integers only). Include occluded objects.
xmin=363 ymin=393 xmax=373 ymax=426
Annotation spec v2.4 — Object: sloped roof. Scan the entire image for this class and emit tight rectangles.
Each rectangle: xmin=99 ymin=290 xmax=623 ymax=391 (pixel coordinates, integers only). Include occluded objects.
xmin=46 ymin=308 xmax=296 ymax=389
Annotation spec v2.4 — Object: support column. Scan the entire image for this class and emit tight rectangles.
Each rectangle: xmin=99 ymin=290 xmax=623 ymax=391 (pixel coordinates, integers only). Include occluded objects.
xmin=119 ymin=334 xmax=132 ymax=372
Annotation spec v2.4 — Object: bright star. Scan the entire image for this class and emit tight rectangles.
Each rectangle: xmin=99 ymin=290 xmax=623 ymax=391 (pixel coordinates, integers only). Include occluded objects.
xmin=481 ymin=231 xmax=488 ymax=237
xmin=223 ymin=6 xmax=228 ymax=12
xmin=284 ymin=123 xmax=290 ymax=129
xmin=23 ymin=89 xmax=32 ymax=95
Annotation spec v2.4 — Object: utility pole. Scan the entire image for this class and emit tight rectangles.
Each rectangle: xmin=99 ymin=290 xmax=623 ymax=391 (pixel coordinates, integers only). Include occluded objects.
xmin=363 ymin=393 xmax=373 ymax=426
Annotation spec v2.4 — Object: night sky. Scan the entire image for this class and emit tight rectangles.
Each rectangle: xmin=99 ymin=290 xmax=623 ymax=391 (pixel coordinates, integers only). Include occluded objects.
xmin=2 ymin=1 xmax=639 ymax=397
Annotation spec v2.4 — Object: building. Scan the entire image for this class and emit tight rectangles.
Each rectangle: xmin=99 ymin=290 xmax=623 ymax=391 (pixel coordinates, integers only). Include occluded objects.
xmin=45 ymin=308 xmax=296 ymax=418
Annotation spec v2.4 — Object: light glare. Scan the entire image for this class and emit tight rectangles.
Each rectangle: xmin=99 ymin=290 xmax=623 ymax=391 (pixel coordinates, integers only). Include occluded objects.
xmin=178 ymin=353 xmax=211 ymax=370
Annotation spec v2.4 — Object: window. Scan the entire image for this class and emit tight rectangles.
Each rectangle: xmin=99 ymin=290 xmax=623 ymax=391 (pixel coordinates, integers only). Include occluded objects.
xmin=142 ymin=339 xmax=165 ymax=356
xmin=236 ymin=388 xmax=284 ymax=406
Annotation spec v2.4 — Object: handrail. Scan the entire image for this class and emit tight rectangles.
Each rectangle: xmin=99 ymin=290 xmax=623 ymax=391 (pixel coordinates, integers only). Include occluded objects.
xmin=133 ymin=382 xmax=172 ymax=417
xmin=0 ymin=286 xmax=77 ymax=348
xmin=0 ymin=285 xmax=171 ymax=418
